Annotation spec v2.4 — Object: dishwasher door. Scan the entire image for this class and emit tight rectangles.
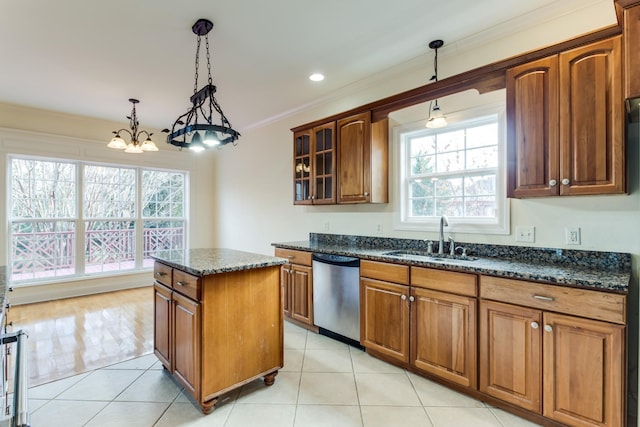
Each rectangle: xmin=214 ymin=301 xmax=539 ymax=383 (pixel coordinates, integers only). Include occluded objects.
xmin=312 ymin=254 xmax=360 ymax=343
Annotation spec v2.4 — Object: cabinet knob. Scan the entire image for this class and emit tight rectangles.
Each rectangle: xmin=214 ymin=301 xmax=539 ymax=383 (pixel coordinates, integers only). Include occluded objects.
xmin=530 ymin=321 xmax=539 ymax=329
xmin=561 ymin=178 xmax=570 ymax=185
xmin=401 ymin=294 xmax=407 ymax=301
xmin=155 ymin=271 xmax=166 ymax=277
xmin=409 ymin=296 xmax=415 ymax=302
xmin=175 ymin=281 xmax=186 ymax=287
xmin=549 ymin=179 xmax=557 ymax=187
xmin=364 ymin=192 xmax=369 ymax=197
xmin=544 ymin=325 xmax=553 ymax=333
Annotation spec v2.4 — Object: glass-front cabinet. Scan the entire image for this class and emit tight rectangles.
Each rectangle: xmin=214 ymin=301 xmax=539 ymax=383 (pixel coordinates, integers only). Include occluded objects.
xmin=293 ymin=123 xmax=335 ymax=204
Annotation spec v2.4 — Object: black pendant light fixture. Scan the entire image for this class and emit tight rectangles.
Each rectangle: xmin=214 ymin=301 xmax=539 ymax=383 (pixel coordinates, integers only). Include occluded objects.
xmin=108 ymin=98 xmax=158 ymax=153
xmin=163 ymin=18 xmax=240 ymax=152
xmin=426 ymin=39 xmax=448 ymax=129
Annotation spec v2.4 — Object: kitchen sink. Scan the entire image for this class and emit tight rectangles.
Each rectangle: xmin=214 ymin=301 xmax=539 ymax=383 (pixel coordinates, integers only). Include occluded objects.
xmin=382 ymin=250 xmax=478 ymax=262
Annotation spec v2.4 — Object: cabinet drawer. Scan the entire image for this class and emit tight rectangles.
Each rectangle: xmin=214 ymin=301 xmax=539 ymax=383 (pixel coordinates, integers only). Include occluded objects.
xmin=274 ymin=248 xmax=312 ymax=266
xmin=173 ymin=269 xmax=202 ymax=301
xmin=480 ymin=276 xmax=626 ymax=324
xmin=154 ymin=262 xmax=172 ymax=287
xmin=412 ymin=267 xmax=477 ymax=297
xmin=361 ymin=260 xmax=409 ymax=285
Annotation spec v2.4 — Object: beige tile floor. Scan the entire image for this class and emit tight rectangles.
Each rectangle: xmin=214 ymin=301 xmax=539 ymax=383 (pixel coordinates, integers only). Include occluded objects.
xmin=24 ymin=321 xmax=541 ymax=427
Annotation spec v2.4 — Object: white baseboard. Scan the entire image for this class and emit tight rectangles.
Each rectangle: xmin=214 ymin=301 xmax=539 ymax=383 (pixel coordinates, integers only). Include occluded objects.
xmin=9 ymin=271 xmax=153 ymax=305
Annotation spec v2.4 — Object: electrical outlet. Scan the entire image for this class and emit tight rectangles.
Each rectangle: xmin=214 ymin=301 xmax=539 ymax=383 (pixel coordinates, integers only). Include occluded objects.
xmin=323 ymin=221 xmax=330 ymax=232
xmin=566 ymin=227 xmax=581 ymax=245
xmin=376 ymin=224 xmax=383 ymax=234
xmin=515 ymin=226 xmax=535 ymax=243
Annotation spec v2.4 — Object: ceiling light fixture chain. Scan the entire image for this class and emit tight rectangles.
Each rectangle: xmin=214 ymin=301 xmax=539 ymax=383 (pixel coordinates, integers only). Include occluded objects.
xmin=163 ymin=18 xmax=240 ymax=152
xmin=107 ymin=98 xmax=158 ymax=154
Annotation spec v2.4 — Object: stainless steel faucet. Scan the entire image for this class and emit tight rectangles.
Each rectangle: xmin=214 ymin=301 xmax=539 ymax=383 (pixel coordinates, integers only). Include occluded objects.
xmin=438 ymin=215 xmax=449 ymax=254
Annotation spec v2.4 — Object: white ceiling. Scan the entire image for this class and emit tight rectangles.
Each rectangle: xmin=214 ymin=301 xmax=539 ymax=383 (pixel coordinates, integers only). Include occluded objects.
xmin=0 ymin=0 xmax=615 ymax=133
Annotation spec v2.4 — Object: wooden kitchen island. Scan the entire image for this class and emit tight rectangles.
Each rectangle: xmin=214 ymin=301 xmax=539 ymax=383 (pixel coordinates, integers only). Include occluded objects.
xmin=152 ymin=248 xmax=287 ymax=414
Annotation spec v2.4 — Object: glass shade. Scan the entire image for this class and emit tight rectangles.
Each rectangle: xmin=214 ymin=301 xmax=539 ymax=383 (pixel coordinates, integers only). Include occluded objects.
xmin=107 ymin=135 xmax=127 ymax=149
xmin=426 ymin=105 xmax=447 ymax=129
xmin=203 ymin=130 xmax=220 ymax=147
xmin=124 ymin=142 xmax=144 ymax=154
xmin=140 ymin=138 xmax=159 ymax=152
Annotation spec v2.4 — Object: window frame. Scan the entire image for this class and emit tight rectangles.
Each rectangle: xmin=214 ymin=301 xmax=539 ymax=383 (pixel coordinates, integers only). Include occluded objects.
xmin=8 ymin=154 xmax=188 ymax=284
xmin=393 ymin=103 xmax=509 ymax=235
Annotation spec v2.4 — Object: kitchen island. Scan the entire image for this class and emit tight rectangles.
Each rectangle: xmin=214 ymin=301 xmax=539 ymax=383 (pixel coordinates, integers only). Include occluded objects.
xmin=152 ymin=248 xmax=287 ymax=414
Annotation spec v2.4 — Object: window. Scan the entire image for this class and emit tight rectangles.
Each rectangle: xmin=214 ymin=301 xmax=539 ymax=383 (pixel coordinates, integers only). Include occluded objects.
xmin=396 ymin=106 xmax=508 ymax=234
xmin=9 ymin=157 xmax=187 ymax=283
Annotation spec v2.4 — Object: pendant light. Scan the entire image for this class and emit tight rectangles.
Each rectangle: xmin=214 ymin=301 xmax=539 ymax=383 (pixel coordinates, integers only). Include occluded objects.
xmin=426 ymin=39 xmax=447 ymax=129
xmin=163 ymin=18 xmax=240 ymax=151
xmin=108 ymin=98 xmax=158 ymax=153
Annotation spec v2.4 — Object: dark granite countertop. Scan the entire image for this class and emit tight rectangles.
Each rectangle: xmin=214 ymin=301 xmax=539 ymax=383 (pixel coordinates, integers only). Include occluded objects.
xmin=152 ymin=248 xmax=288 ymax=277
xmin=273 ymin=234 xmax=631 ymax=293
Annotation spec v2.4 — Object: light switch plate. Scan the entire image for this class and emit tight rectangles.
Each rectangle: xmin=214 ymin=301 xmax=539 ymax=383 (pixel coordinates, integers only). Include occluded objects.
xmin=515 ymin=226 xmax=535 ymax=243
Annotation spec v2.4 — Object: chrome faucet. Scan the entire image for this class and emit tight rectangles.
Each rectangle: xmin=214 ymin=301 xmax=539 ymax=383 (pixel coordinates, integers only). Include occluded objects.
xmin=438 ymin=215 xmax=449 ymax=254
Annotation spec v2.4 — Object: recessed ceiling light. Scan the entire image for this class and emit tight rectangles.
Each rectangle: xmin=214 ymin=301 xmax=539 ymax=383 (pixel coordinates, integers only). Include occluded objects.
xmin=309 ymin=73 xmax=324 ymax=82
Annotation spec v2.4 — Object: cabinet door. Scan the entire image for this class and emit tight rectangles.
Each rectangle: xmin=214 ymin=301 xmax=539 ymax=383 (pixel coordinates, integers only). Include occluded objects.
xmin=559 ymin=36 xmax=624 ymax=195
xmin=506 ymin=55 xmax=559 ymax=197
xmin=173 ymin=292 xmax=201 ymax=399
xmin=312 ymin=123 xmax=336 ymax=204
xmin=411 ymin=288 xmax=477 ymax=388
xmin=337 ymin=112 xmax=371 ymax=203
xmin=624 ymin=4 xmax=640 ymax=99
xmin=542 ymin=313 xmax=624 ymax=427
xmin=479 ymin=300 xmax=542 ymax=413
xmin=290 ymin=264 xmax=313 ymax=325
xmin=293 ymin=129 xmax=313 ymax=204
xmin=360 ymin=278 xmax=409 ymax=363
xmin=281 ymin=265 xmax=292 ymax=317
xmin=153 ymin=283 xmax=172 ymax=370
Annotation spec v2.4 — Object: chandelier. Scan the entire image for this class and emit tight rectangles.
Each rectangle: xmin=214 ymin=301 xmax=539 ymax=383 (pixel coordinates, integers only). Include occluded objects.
xmin=163 ymin=18 xmax=240 ymax=152
xmin=107 ymin=98 xmax=158 ymax=153
xmin=426 ymin=39 xmax=448 ymax=129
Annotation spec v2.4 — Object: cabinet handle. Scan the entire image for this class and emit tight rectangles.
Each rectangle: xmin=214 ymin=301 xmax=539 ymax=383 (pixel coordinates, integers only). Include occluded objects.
xmin=549 ymin=179 xmax=557 ymax=187
xmin=401 ymin=294 xmax=407 ymax=301
xmin=156 ymin=271 xmax=167 ymax=277
xmin=175 ymin=281 xmax=186 ymax=286
xmin=531 ymin=321 xmax=539 ymax=329
xmin=286 ymin=255 xmax=295 ymax=259
xmin=544 ymin=325 xmax=553 ymax=333
xmin=561 ymin=178 xmax=570 ymax=185
xmin=532 ymin=295 xmax=554 ymax=302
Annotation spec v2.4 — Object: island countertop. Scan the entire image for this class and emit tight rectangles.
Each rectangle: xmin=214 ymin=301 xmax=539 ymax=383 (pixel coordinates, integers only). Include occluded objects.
xmin=152 ymin=248 xmax=288 ymax=277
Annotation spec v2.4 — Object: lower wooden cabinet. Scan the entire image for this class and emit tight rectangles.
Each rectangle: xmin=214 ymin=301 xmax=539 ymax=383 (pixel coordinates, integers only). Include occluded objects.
xmin=360 ymin=276 xmax=410 ymax=363
xmin=275 ymin=249 xmax=314 ymax=327
xmin=360 ymin=261 xmax=477 ymax=389
xmin=479 ymin=276 xmax=626 ymax=427
xmin=172 ymin=291 xmax=201 ymax=397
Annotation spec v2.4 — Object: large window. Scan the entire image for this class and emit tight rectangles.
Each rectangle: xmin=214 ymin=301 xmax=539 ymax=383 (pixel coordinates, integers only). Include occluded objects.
xmin=9 ymin=157 xmax=187 ymax=283
xmin=396 ymin=107 xmax=508 ymax=234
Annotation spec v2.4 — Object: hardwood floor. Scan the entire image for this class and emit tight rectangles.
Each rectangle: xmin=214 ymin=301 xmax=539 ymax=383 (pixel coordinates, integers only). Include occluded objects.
xmin=8 ymin=286 xmax=154 ymax=387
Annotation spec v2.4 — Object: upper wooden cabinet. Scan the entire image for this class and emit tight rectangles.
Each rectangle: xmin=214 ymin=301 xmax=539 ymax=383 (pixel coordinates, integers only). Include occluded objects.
xmin=293 ymin=123 xmax=336 ymax=204
xmin=337 ymin=112 xmax=388 ymax=204
xmin=620 ymin=1 xmax=640 ymax=99
xmin=507 ymin=36 xmax=625 ymax=197
xmin=292 ymin=112 xmax=388 ymax=205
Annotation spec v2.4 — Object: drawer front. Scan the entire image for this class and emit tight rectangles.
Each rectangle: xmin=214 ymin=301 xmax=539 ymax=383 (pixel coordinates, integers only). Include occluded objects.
xmin=173 ymin=269 xmax=202 ymax=301
xmin=360 ymin=260 xmax=409 ymax=285
xmin=274 ymin=248 xmax=312 ymax=266
xmin=480 ymin=275 xmax=626 ymax=324
xmin=154 ymin=262 xmax=173 ymax=287
xmin=411 ymin=267 xmax=477 ymax=296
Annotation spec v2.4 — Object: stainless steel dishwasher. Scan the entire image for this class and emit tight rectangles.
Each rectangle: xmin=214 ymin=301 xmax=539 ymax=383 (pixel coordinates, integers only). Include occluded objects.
xmin=312 ymin=253 xmax=361 ymax=346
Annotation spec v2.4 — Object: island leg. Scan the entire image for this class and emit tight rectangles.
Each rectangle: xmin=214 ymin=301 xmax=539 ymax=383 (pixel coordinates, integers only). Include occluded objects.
xmin=263 ymin=370 xmax=279 ymax=386
xmin=202 ymin=397 xmax=218 ymax=415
